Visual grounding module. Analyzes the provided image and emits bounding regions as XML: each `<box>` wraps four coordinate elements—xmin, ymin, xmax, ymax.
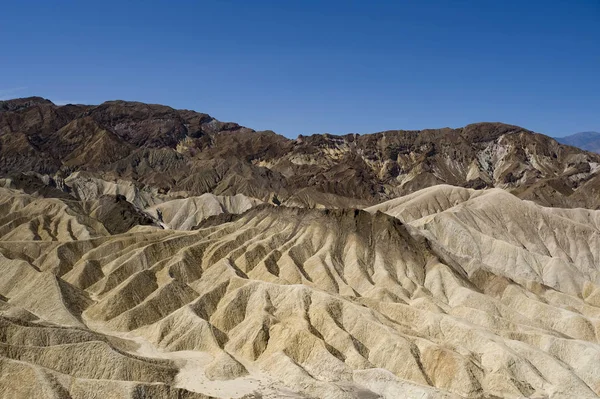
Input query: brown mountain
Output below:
<box><xmin>1</xmin><ymin>96</ymin><xmax>600</xmax><ymax>210</ymax></box>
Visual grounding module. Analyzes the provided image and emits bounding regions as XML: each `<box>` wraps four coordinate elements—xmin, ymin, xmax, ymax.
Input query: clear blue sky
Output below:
<box><xmin>1</xmin><ymin>0</ymin><xmax>598</xmax><ymax>137</ymax></box>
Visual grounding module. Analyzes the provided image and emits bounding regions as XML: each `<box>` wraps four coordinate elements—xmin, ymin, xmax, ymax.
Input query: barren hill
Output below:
<box><xmin>1</xmin><ymin>184</ymin><xmax>600</xmax><ymax>398</ymax></box>
<box><xmin>2</xmin><ymin>97</ymin><xmax>600</xmax><ymax>398</ymax></box>
<box><xmin>2</xmin><ymin>97</ymin><xmax>600</xmax><ymax>209</ymax></box>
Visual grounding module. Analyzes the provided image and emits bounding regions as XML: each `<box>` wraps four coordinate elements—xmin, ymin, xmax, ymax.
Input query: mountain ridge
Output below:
<box><xmin>556</xmin><ymin>131</ymin><xmax>600</xmax><ymax>153</ymax></box>
<box><xmin>2</xmin><ymin>96</ymin><xmax>600</xmax><ymax>210</ymax></box>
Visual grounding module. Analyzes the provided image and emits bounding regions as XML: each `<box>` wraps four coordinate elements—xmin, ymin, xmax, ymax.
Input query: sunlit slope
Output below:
<box><xmin>1</xmin><ymin>185</ymin><xmax>600</xmax><ymax>397</ymax></box>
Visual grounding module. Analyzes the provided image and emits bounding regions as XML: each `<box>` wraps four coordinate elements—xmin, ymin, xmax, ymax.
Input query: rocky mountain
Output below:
<box><xmin>557</xmin><ymin>131</ymin><xmax>600</xmax><ymax>154</ymax></box>
<box><xmin>2</xmin><ymin>97</ymin><xmax>600</xmax><ymax>399</ymax></box>
<box><xmin>2</xmin><ymin>97</ymin><xmax>600</xmax><ymax>211</ymax></box>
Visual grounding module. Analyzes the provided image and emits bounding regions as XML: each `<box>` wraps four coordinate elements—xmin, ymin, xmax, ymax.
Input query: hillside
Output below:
<box><xmin>2</xmin><ymin>97</ymin><xmax>600</xmax><ymax>398</ymax></box>
<box><xmin>2</xmin><ymin>97</ymin><xmax>600</xmax><ymax>210</ymax></box>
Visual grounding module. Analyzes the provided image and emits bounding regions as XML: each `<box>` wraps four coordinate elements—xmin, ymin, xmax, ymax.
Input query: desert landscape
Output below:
<box><xmin>0</xmin><ymin>97</ymin><xmax>599</xmax><ymax>398</ymax></box>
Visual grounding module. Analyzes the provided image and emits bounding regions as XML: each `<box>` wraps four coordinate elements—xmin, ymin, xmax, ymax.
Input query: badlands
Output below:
<box><xmin>0</xmin><ymin>98</ymin><xmax>600</xmax><ymax>398</ymax></box>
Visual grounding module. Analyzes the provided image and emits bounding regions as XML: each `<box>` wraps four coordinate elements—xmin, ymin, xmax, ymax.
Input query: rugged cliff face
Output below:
<box><xmin>2</xmin><ymin>97</ymin><xmax>600</xmax><ymax>399</ymax></box>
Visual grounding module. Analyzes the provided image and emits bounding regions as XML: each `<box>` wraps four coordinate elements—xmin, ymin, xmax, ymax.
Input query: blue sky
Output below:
<box><xmin>1</xmin><ymin>0</ymin><xmax>598</xmax><ymax>137</ymax></box>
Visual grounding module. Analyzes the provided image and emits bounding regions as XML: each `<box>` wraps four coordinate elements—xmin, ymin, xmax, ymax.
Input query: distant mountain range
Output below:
<box><xmin>556</xmin><ymin>131</ymin><xmax>600</xmax><ymax>153</ymax></box>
